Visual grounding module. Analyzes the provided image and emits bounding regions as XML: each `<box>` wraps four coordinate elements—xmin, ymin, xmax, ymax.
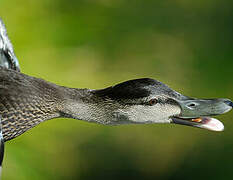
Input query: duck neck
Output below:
<box><xmin>60</xmin><ymin>87</ymin><xmax>115</xmax><ymax>125</ymax></box>
<box><xmin>60</xmin><ymin>87</ymin><xmax>92</xmax><ymax>120</ymax></box>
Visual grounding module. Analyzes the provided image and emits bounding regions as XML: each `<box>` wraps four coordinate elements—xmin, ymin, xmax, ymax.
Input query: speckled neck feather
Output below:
<box><xmin>0</xmin><ymin>67</ymin><xmax>82</xmax><ymax>141</ymax></box>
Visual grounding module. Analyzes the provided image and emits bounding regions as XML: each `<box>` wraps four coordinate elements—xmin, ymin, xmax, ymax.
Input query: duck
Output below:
<box><xmin>0</xmin><ymin>18</ymin><xmax>232</xmax><ymax>142</ymax></box>
<box><xmin>0</xmin><ymin>18</ymin><xmax>232</xmax><ymax>158</ymax></box>
<box><xmin>0</xmin><ymin>17</ymin><xmax>232</xmax><ymax>176</ymax></box>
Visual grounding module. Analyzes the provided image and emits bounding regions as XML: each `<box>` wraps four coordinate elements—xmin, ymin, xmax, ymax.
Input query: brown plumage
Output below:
<box><xmin>0</xmin><ymin>67</ymin><xmax>63</xmax><ymax>141</ymax></box>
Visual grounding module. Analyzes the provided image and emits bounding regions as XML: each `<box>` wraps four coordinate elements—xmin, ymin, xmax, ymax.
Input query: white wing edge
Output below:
<box><xmin>0</xmin><ymin>18</ymin><xmax>20</xmax><ymax>71</ymax></box>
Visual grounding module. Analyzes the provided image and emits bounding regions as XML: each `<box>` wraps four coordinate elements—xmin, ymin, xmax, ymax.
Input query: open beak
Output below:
<box><xmin>171</xmin><ymin>98</ymin><xmax>233</xmax><ymax>131</ymax></box>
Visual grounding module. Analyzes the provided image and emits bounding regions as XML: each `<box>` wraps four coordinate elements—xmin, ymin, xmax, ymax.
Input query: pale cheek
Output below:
<box><xmin>127</xmin><ymin>105</ymin><xmax>181</xmax><ymax>123</ymax></box>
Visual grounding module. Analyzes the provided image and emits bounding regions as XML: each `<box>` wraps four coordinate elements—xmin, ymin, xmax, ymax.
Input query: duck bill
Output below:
<box><xmin>171</xmin><ymin>98</ymin><xmax>233</xmax><ymax>131</ymax></box>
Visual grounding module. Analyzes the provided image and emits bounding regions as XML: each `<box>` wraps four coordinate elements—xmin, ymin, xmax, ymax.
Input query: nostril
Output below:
<box><xmin>188</xmin><ymin>103</ymin><xmax>196</xmax><ymax>107</ymax></box>
<box><xmin>224</xmin><ymin>100</ymin><xmax>233</xmax><ymax>107</ymax></box>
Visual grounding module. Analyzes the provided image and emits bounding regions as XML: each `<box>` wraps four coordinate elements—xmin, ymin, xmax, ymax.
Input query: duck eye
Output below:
<box><xmin>148</xmin><ymin>99</ymin><xmax>157</xmax><ymax>106</ymax></box>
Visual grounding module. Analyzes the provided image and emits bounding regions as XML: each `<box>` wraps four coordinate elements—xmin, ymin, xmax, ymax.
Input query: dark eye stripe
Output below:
<box><xmin>163</xmin><ymin>98</ymin><xmax>179</xmax><ymax>106</ymax></box>
<box><xmin>110</xmin><ymin>97</ymin><xmax>179</xmax><ymax>107</ymax></box>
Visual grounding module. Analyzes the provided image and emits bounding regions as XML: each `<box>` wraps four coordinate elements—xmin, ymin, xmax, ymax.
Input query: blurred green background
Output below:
<box><xmin>0</xmin><ymin>0</ymin><xmax>233</xmax><ymax>179</ymax></box>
